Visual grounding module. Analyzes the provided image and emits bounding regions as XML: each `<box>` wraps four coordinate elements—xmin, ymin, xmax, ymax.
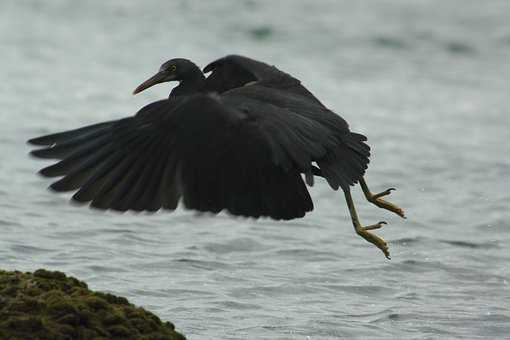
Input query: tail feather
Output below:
<box><xmin>317</xmin><ymin>132</ymin><xmax>370</xmax><ymax>191</ymax></box>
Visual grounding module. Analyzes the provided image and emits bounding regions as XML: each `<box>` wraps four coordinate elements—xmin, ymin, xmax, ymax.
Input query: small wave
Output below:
<box><xmin>10</xmin><ymin>244</ymin><xmax>54</xmax><ymax>254</ymax></box>
<box><xmin>392</xmin><ymin>236</ymin><xmax>428</xmax><ymax>246</ymax></box>
<box><xmin>391</xmin><ymin>259</ymin><xmax>449</xmax><ymax>273</ymax></box>
<box><xmin>371</xmin><ymin>36</ymin><xmax>410</xmax><ymax>50</ymax></box>
<box><xmin>344</xmin><ymin>307</ymin><xmax>394</xmax><ymax>319</ymax></box>
<box><xmin>203</xmin><ymin>237</ymin><xmax>267</xmax><ymax>254</ymax></box>
<box><xmin>213</xmin><ymin>300</ymin><xmax>261</xmax><ymax>311</ymax></box>
<box><xmin>132</xmin><ymin>288</ymin><xmax>214</xmax><ymax>298</ymax></box>
<box><xmin>440</xmin><ymin>239</ymin><xmax>499</xmax><ymax>249</ymax></box>
<box><xmin>444</xmin><ymin>41</ymin><xmax>476</xmax><ymax>55</ymax></box>
<box><xmin>274</xmin><ymin>248</ymin><xmax>336</xmax><ymax>260</ymax></box>
<box><xmin>0</xmin><ymin>219</ymin><xmax>22</xmax><ymax>227</ymax></box>
<box><xmin>322</xmin><ymin>284</ymin><xmax>397</xmax><ymax>296</ymax></box>
<box><xmin>88</xmin><ymin>265</ymin><xmax>128</xmax><ymax>273</ymax></box>
<box><xmin>99</xmin><ymin>227</ymin><xmax>135</xmax><ymax>234</ymax></box>
<box><xmin>174</xmin><ymin>258</ymin><xmax>231</xmax><ymax>271</ymax></box>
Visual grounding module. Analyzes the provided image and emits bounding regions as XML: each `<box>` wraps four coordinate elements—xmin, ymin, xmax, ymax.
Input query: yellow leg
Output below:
<box><xmin>359</xmin><ymin>178</ymin><xmax>406</xmax><ymax>218</ymax></box>
<box><xmin>344</xmin><ymin>190</ymin><xmax>390</xmax><ymax>259</ymax></box>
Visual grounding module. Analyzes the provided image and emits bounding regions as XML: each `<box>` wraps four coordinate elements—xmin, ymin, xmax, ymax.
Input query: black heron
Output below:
<box><xmin>28</xmin><ymin>55</ymin><xmax>405</xmax><ymax>259</ymax></box>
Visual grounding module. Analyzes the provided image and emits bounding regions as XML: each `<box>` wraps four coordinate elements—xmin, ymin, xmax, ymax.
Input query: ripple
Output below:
<box><xmin>52</xmin><ymin>230</ymin><xmax>100</xmax><ymax>238</ymax></box>
<box><xmin>203</xmin><ymin>238</ymin><xmax>267</xmax><ymax>254</ymax></box>
<box><xmin>321</xmin><ymin>284</ymin><xmax>397</xmax><ymax>296</ymax></box>
<box><xmin>371</xmin><ymin>36</ymin><xmax>410</xmax><ymax>50</ymax></box>
<box><xmin>131</xmin><ymin>288</ymin><xmax>214</xmax><ymax>299</ymax></box>
<box><xmin>344</xmin><ymin>307</ymin><xmax>394</xmax><ymax>319</ymax></box>
<box><xmin>392</xmin><ymin>236</ymin><xmax>429</xmax><ymax>246</ymax></box>
<box><xmin>10</xmin><ymin>244</ymin><xmax>54</xmax><ymax>254</ymax></box>
<box><xmin>0</xmin><ymin>219</ymin><xmax>22</xmax><ymax>227</ymax></box>
<box><xmin>213</xmin><ymin>300</ymin><xmax>261</xmax><ymax>311</ymax></box>
<box><xmin>108</xmin><ymin>233</ymin><xmax>160</xmax><ymax>246</ymax></box>
<box><xmin>229</xmin><ymin>284</ymin><xmax>321</xmax><ymax>299</ymax></box>
<box><xmin>99</xmin><ymin>228</ymin><xmax>135</xmax><ymax>234</ymax></box>
<box><xmin>88</xmin><ymin>265</ymin><xmax>128</xmax><ymax>273</ymax></box>
<box><xmin>273</xmin><ymin>248</ymin><xmax>336</xmax><ymax>261</ymax></box>
<box><xmin>440</xmin><ymin>239</ymin><xmax>499</xmax><ymax>249</ymax></box>
<box><xmin>370</xmin><ymin>312</ymin><xmax>420</xmax><ymax>323</ymax></box>
<box><xmin>389</xmin><ymin>260</ymin><xmax>450</xmax><ymax>273</ymax></box>
<box><xmin>173</xmin><ymin>258</ymin><xmax>231</xmax><ymax>271</ymax></box>
<box><xmin>444</xmin><ymin>41</ymin><xmax>476</xmax><ymax>55</ymax></box>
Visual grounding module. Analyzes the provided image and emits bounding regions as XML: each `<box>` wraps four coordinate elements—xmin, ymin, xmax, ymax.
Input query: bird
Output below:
<box><xmin>28</xmin><ymin>55</ymin><xmax>405</xmax><ymax>259</ymax></box>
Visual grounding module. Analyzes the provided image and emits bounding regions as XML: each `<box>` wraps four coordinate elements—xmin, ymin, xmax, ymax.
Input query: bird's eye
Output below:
<box><xmin>171</xmin><ymin>65</ymin><xmax>177</xmax><ymax>72</ymax></box>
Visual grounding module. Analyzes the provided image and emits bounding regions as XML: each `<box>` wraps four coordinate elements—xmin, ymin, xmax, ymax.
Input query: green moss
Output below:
<box><xmin>0</xmin><ymin>269</ymin><xmax>186</xmax><ymax>340</ymax></box>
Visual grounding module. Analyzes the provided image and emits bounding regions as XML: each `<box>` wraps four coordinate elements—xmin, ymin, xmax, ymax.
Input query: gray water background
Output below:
<box><xmin>1</xmin><ymin>1</ymin><xmax>510</xmax><ymax>339</ymax></box>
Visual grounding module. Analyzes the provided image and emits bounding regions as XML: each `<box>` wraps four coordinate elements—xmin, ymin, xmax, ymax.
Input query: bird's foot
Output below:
<box><xmin>354</xmin><ymin>221</ymin><xmax>390</xmax><ymax>259</ymax></box>
<box><xmin>345</xmin><ymin>189</ymin><xmax>392</xmax><ymax>259</ymax></box>
<box><xmin>365</xmin><ymin>187</ymin><xmax>406</xmax><ymax>218</ymax></box>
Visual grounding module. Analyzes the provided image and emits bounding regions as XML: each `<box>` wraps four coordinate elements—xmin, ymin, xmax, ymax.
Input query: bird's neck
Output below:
<box><xmin>170</xmin><ymin>72</ymin><xmax>206</xmax><ymax>97</ymax></box>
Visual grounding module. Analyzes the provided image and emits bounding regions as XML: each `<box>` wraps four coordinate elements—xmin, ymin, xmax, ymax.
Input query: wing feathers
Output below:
<box><xmin>28</xmin><ymin>121</ymin><xmax>115</xmax><ymax>146</ymax></box>
<box><xmin>29</xmin><ymin>85</ymin><xmax>369</xmax><ymax>219</ymax></box>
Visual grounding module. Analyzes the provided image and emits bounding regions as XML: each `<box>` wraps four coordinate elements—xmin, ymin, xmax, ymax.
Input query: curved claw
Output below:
<box><xmin>372</xmin><ymin>188</ymin><xmax>396</xmax><ymax>200</ymax></box>
<box><xmin>355</xmin><ymin>226</ymin><xmax>390</xmax><ymax>259</ymax></box>
<box><xmin>364</xmin><ymin>221</ymin><xmax>387</xmax><ymax>230</ymax></box>
<box><xmin>360</xmin><ymin>179</ymin><xmax>406</xmax><ymax>219</ymax></box>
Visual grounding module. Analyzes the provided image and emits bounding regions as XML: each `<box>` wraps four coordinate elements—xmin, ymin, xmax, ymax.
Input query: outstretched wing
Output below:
<box><xmin>29</xmin><ymin>100</ymin><xmax>182</xmax><ymax>212</ymax></box>
<box><xmin>203</xmin><ymin>55</ymin><xmax>323</xmax><ymax>105</ymax></box>
<box><xmin>29</xmin><ymin>94</ymin><xmax>318</xmax><ymax>219</ymax></box>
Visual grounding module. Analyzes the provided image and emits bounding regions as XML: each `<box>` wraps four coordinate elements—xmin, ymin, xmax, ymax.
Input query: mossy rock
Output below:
<box><xmin>0</xmin><ymin>269</ymin><xmax>186</xmax><ymax>340</ymax></box>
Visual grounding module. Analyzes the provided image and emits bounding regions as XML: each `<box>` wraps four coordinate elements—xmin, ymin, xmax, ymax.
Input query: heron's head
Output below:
<box><xmin>133</xmin><ymin>58</ymin><xmax>201</xmax><ymax>94</ymax></box>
